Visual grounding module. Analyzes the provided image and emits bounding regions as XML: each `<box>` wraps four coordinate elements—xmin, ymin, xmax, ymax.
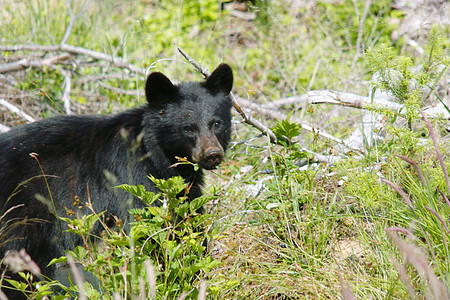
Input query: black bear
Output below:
<box><xmin>0</xmin><ymin>64</ymin><xmax>233</xmax><ymax>295</ymax></box>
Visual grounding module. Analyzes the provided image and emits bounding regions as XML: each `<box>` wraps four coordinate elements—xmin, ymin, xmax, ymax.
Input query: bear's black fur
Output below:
<box><xmin>0</xmin><ymin>64</ymin><xmax>233</xmax><ymax>294</ymax></box>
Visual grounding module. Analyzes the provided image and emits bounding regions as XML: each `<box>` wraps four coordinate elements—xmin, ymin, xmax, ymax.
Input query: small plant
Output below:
<box><xmin>1</xmin><ymin>175</ymin><xmax>217</xmax><ymax>299</ymax></box>
<box><xmin>383</xmin><ymin>111</ymin><xmax>450</xmax><ymax>297</ymax></box>
<box><xmin>366</xmin><ymin>26</ymin><xmax>449</xmax><ymax>124</ymax></box>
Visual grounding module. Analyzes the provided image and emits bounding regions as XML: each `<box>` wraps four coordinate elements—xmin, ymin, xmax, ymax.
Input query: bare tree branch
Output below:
<box><xmin>59</xmin><ymin>68</ymin><xmax>72</xmax><ymax>115</ymax></box>
<box><xmin>308</xmin><ymin>90</ymin><xmax>404</xmax><ymax>110</ymax></box>
<box><xmin>0</xmin><ymin>44</ymin><xmax>145</xmax><ymax>75</ymax></box>
<box><xmin>0</xmin><ymin>98</ymin><xmax>35</xmax><ymax>123</ymax></box>
<box><xmin>0</xmin><ymin>44</ymin><xmax>60</xmax><ymax>52</ymax></box>
<box><xmin>0</xmin><ymin>124</ymin><xmax>10</xmax><ymax>133</ymax></box>
<box><xmin>60</xmin><ymin>44</ymin><xmax>146</xmax><ymax>75</ymax></box>
<box><xmin>265</xmin><ymin>91</ymin><xmax>402</xmax><ymax>110</ymax></box>
<box><xmin>0</xmin><ymin>53</ymin><xmax>72</xmax><ymax>73</ymax></box>
<box><xmin>61</xmin><ymin>0</ymin><xmax>94</xmax><ymax>45</ymax></box>
<box><xmin>264</xmin><ymin>90</ymin><xmax>450</xmax><ymax>119</ymax></box>
<box><xmin>97</xmin><ymin>81</ymin><xmax>143</xmax><ymax>96</ymax></box>
<box><xmin>77</xmin><ymin>73</ymin><xmax>136</xmax><ymax>84</ymax></box>
<box><xmin>177</xmin><ymin>47</ymin><xmax>211</xmax><ymax>77</ymax></box>
<box><xmin>231</xmin><ymin>93</ymin><xmax>365</xmax><ymax>153</ymax></box>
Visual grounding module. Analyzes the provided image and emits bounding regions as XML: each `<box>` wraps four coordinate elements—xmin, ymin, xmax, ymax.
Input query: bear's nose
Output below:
<box><xmin>203</xmin><ymin>148</ymin><xmax>223</xmax><ymax>169</ymax></box>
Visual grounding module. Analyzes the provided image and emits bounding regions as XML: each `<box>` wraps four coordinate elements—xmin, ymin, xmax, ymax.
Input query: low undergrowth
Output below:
<box><xmin>1</xmin><ymin>0</ymin><xmax>449</xmax><ymax>299</ymax></box>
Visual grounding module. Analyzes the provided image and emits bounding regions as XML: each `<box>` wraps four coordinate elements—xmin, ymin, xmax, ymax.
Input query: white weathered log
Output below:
<box><xmin>0</xmin><ymin>98</ymin><xmax>35</xmax><ymax>123</ymax></box>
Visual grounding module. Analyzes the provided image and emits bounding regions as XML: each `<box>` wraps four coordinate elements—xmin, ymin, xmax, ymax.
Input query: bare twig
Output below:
<box><xmin>0</xmin><ymin>52</ymin><xmax>72</xmax><ymax>73</ymax></box>
<box><xmin>265</xmin><ymin>90</ymin><xmax>403</xmax><ymax>111</ymax></box>
<box><xmin>61</xmin><ymin>44</ymin><xmax>146</xmax><ymax>75</ymax></box>
<box><xmin>198</xmin><ymin>281</ymin><xmax>207</xmax><ymax>300</ymax></box>
<box><xmin>0</xmin><ymin>44</ymin><xmax>145</xmax><ymax>75</ymax></box>
<box><xmin>0</xmin><ymin>44</ymin><xmax>60</xmax><ymax>52</ymax></box>
<box><xmin>236</xmin><ymin>96</ymin><xmax>291</xmax><ymax>121</ymax></box>
<box><xmin>420</xmin><ymin>110</ymin><xmax>450</xmax><ymax>196</ymax></box>
<box><xmin>177</xmin><ymin>47</ymin><xmax>210</xmax><ymax>77</ymax></box>
<box><xmin>61</xmin><ymin>0</ymin><xmax>94</xmax><ymax>45</ymax></box>
<box><xmin>97</xmin><ymin>81</ymin><xmax>143</xmax><ymax>96</ymax></box>
<box><xmin>264</xmin><ymin>90</ymin><xmax>450</xmax><ymax>119</ymax></box>
<box><xmin>0</xmin><ymin>124</ymin><xmax>10</xmax><ymax>133</ymax></box>
<box><xmin>77</xmin><ymin>73</ymin><xmax>136</xmax><ymax>84</ymax></box>
<box><xmin>144</xmin><ymin>260</ymin><xmax>156</xmax><ymax>300</ymax></box>
<box><xmin>60</xmin><ymin>68</ymin><xmax>72</xmax><ymax>115</ymax></box>
<box><xmin>237</xmin><ymin>96</ymin><xmax>363</xmax><ymax>153</ymax></box>
<box><xmin>0</xmin><ymin>98</ymin><xmax>35</xmax><ymax>123</ymax></box>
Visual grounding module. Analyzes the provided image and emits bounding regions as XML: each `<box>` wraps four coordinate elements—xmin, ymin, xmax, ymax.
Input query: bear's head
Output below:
<box><xmin>144</xmin><ymin>64</ymin><xmax>233</xmax><ymax>171</ymax></box>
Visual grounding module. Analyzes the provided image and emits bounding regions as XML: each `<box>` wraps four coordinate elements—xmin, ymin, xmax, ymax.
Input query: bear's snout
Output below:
<box><xmin>203</xmin><ymin>147</ymin><xmax>224</xmax><ymax>169</ymax></box>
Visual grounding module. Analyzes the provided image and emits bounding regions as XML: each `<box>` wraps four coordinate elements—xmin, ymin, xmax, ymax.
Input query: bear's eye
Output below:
<box><xmin>213</xmin><ymin>121</ymin><xmax>221</xmax><ymax>128</ymax></box>
<box><xmin>183</xmin><ymin>125</ymin><xmax>195</xmax><ymax>133</ymax></box>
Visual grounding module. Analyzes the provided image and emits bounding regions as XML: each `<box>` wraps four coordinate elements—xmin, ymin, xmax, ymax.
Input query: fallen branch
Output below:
<box><xmin>265</xmin><ymin>90</ymin><xmax>402</xmax><ymax>110</ymax></box>
<box><xmin>60</xmin><ymin>44</ymin><xmax>145</xmax><ymax>75</ymax></box>
<box><xmin>233</xmin><ymin>94</ymin><xmax>364</xmax><ymax>154</ymax></box>
<box><xmin>97</xmin><ymin>81</ymin><xmax>143</xmax><ymax>96</ymax></box>
<box><xmin>0</xmin><ymin>52</ymin><xmax>72</xmax><ymax>73</ymax></box>
<box><xmin>0</xmin><ymin>44</ymin><xmax>145</xmax><ymax>75</ymax></box>
<box><xmin>0</xmin><ymin>98</ymin><xmax>35</xmax><ymax>123</ymax></box>
<box><xmin>264</xmin><ymin>90</ymin><xmax>450</xmax><ymax>119</ymax></box>
<box><xmin>77</xmin><ymin>73</ymin><xmax>136</xmax><ymax>84</ymax></box>
<box><xmin>61</xmin><ymin>0</ymin><xmax>94</xmax><ymax>45</ymax></box>
<box><xmin>59</xmin><ymin>68</ymin><xmax>72</xmax><ymax>115</ymax></box>
<box><xmin>0</xmin><ymin>124</ymin><xmax>10</xmax><ymax>133</ymax></box>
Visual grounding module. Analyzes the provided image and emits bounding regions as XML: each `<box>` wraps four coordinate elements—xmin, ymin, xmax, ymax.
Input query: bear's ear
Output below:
<box><xmin>203</xmin><ymin>64</ymin><xmax>233</xmax><ymax>95</ymax></box>
<box><xmin>145</xmin><ymin>72</ymin><xmax>178</xmax><ymax>104</ymax></box>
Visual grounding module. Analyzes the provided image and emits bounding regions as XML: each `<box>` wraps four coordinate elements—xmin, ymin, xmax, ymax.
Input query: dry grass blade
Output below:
<box><xmin>2</xmin><ymin>249</ymin><xmax>41</xmax><ymax>276</ymax></box>
<box><xmin>381</xmin><ymin>179</ymin><xmax>414</xmax><ymax>209</ymax></box>
<box><xmin>420</xmin><ymin>110</ymin><xmax>450</xmax><ymax>196</ymax></box>
<box><xmin>395</xmin><ymin>155</ymin><xmax>427</xmax><ymax>186</ymax></box>
<box><xmin>424</xmin><ymin>205</ymin><xmax>449</xmax><ymax>232</ymax></box>
<box><xmin>338</xmin><ymin>273</ymin><xmax>356</xmax><ymax>300</ymax></box>
<box><xmin>67</xmin><ymin>255</ymin><xmax>87</xmax><ymax>300</ymax></box>
<box><xmin>386</xmin><ymin>230</ymin><xmax>450</xmax><ymax>300</ymax></box>
<box><xmin>390</xmin><ymin>257</ymin><xmax>418</xmax><ymax>300</ymax></box>
<box><xmin>144</xmin><ymin>260</ymin><xmax>156</xmax><ymax>299</ymax></box>
<box><xmin>197</xmin><ymin>281</ymin><xmax>207</xmax><ymax>300</ymax></box>
<box><xmin>0</xmin><ymin>289</ymin><xmax>8</xmax><ymax>300</ymax></box>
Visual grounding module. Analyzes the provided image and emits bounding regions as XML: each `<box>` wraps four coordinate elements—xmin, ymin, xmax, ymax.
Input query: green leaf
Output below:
<box><xmin>48</xmin><ymin>256</ymin><xmax>67</xmax><ymax>266</ymax></box>
<box><xmin>271</xmin><ymin>111</ymin><xmax>302</xmax><ymax>146</ymax></box>
<box><xmin>115</xmin><ymin>184</ymin><xmax>160</xmax><ymax>206</ymax></box>
<box><xmin>67</xmin><ymin>246</ymin><xmax>90</xmax><ymax>262</ymax></box>
<box><xmin>148</xmin><ymin>175</ymin><xmax>188</xmax><ymax>198</ymax></box>
<box><xmin>5</xmin><ymin>278</ymin><xmax>28</xmax><ymax>290</ymax></box>
<box><xmin>189</xmin><ymin>195</ymin><xmax>212</xmax><ymax>213</ymax></box>
<box><xmin>175</xmin><ymin>202</ymin><xmax>190</xmax><ymax>218</ymax></box>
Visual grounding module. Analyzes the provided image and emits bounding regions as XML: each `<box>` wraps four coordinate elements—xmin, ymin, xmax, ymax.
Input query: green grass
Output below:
<box><xmin>0</xmin><ymin>0</ymin><xmax>449</xmax><ymax>299</ymax></box>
